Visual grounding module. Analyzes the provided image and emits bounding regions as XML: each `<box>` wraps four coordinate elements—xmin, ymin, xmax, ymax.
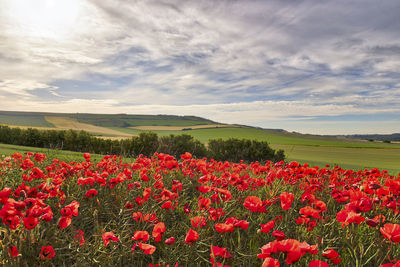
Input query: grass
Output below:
<box><xmin>271</xmin><ymin>144</ymin><xmax>400</xmax><ymax>174</ymax></box>
<box><xmin>0</xmin><ymin>110</ymin><xmax>217</xmax><ymax>128</ymax></box>
<box><xmin>110</xmin><ymin>126</ymin><xmax>400</xmax><ymax>148</ymax></box>
<box><xmin>0</xmin><ymin>143</ymin><xmax>104</xmax><ymax>162</ymax></box>
<box><xmin>110</xmin><ymin>127</ymin><xmax>400</xmax><ymax>174</ymax></box>
<box><xmin>0</xmin><ymin>113</ymin><xmax>54</xmax><ymax>127</ymax></box>
<box><xmin>45</xmin><ymin>116</ymin><xmax>132</xmax><ymax>137</ymax></box>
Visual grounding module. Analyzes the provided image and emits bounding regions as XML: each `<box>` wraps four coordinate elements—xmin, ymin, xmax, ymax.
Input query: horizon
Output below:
<box><xmin>1</xmin><ymin>109</ymin><xmax>399</xmax><ymax>136</ymax></box>
<box><xmin>1</xmin><ymin>0</ymin><xmax>400</xmax><ymax>135</ymax></box>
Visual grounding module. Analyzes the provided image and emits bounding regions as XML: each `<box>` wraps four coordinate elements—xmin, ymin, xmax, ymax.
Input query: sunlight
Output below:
<box><xmin>4</xmin><ymin>0</ymin><xmax>82</xmax><ymax>40</ymax></box>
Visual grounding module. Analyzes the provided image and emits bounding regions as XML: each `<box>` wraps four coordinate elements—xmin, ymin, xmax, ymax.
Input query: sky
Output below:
<box><xmin>0</xmin><ymin>0</ymin><xmax>399</xmax><ymax>135</ymax></box>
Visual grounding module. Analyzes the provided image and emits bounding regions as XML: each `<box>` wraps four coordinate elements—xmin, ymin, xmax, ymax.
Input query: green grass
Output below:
<box><xmin>0</xmin><ymin>110</ymin><xmax>217</xmax><ymax>128</ymax></box>
<box><xmin>110</xmin><ymin>127</ymin><xmax>400</xmax><ymax>174</ymax></box>
<box><xmin>111</xmin><ymin>126</ymin><xmax>400</xmax><ymax>148</ymax></box>
<box><xmin>0</xmin><ymin>113</ymin><xmax>54</xmax><ymax>127</ymax></box>
<box><xmin>0</xmin><ymin>144</ymin><xmax>104</xmax><ymax>162</ymax></box>
<box><xmin>271</xmin><ymin>144</ymin><xmax>400</xmax><ymax>174</ymax></box>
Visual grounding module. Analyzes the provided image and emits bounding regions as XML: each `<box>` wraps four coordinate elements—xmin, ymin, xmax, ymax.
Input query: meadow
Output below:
<box><xmin>1</xmin><ymin>110</ymin><xmax>399</xmax><ymax>173</ymax></box>
<box><xmin>0</xmin><ymin>151</ymin><xmax>399</xmax><ymax>266</ymax></box>
<box><xmin>111</xmin><ymin>127</ymin><xmax>400</xmax><ymax>174</ymax></box>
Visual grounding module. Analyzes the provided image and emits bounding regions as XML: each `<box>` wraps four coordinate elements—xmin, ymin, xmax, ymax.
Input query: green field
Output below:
<box><xmin>0</xmin><ymin>144</ymin><xmax>105</xmax><ymax>162</ymax></box>
<box><xmin>111</xmin><ymin>126</ymin><xmax>400</xmax><ymax>173</ymax></box>
<box><xmin>0</xmin><ymin>111</ymin><xmax>216</xmax><ymax>128</ymax></box>
<box><xmin>0</xmin><ymin>113</ymin><xmax>54</xmax><ymax>127</ymax></box>
<box><xmin>111</xmin><ymin>126</ymin><xmax>400</xmax><ymax>148</ymax></box>
<box><xmin>1</xmin><ymin>110</ymin><xmax>399</xmax><ymax>174</ymax></box>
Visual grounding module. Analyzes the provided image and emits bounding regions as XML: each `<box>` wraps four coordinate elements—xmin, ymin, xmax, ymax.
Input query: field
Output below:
<box><xmin>111</xmin><ymin>127</ymin><xmax>400</xmax><ymax>173</ymax></box>
<box><xmin>1</xmin><ymin>110</ymin><xmax>399</xmax><ymax>173</ymax></box>
<box><xmin>0</xmin><ymin>151</ymin><xmax>399</xmax><ymax>266</ymax></box>
<box><xmin>45</xmin><ymin>116</ymin><xmax>132</xmax><ymax>137</ymax></box>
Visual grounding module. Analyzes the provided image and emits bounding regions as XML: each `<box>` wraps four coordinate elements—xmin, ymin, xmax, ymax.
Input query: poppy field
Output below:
<box><xmin>0</xmin><ymin>152</ymin><xmax>399</xmax><ymax>266</ymax></box>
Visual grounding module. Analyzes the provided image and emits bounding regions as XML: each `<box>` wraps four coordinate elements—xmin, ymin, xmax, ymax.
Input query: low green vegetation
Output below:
<box><xmin>0</xmin><ymin>112</ymin><xmax>54</xmax><ymax>127</ymax></box>
<box><xmin>0</xmin><ymin>110</ymin><xmax>217</xmax><ymax>128</ymax></box>
<box><xmin>0</xmin><ymin>126</ymin><xmax>284</xmax><ymax>163</ymax></box>
<box><xmin>111</xmin><ymin>126</ymin><xmax>400</xmax><ymax>148</ymax></box>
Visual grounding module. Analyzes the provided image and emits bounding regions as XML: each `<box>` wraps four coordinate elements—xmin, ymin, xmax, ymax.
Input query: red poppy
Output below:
<box><xmin>262</xmin><ymin>257</ymin><xmax>280</xmax><ymax>267</ymax></box>
<box><xmin>85</xmin><ymin>189</ymin><xmax>98</xmax><ymax>198</ymax></box>
<box><xmin>191</xmin><ymin>216</ymin><xmax>207</xmax><ymax>228</ymax></box>
<box><xmin>102</xmin><ymin>232</ymin><xmax>119</xmax><ymax>246</ymax></box>
<box><xmin>185</xmin><ymin>229</ymin><xmax>199</xmax><ymax>244</ymax></box>
<box><xmin>243</xmin><ymin>196</ymin><xmax>265</xmax><ymax>213</ymax></box>
<box><xmin>75</xmin><ymin>230</ymin><xmax>85</xmax><ymax>246</ymax></box>
<box><xmin>8</xmin><ymin>246</ymin><xmax>19</xmax><ymax>257</ymax></box>
<box><xmin>152</xmin><ymin>222</ymin><xmax>166</xmax><ymax>242</ymax></box>
<box><xmin>215</xmin><ymin>223</ymin><xmax>234</xmax><ymax>234</ymax></box>
<box><xmin>272</xmin><ymin>230</ymin><xmax>285</xmax><ymax>241</ymax></box>
<box><xmin>380</xmin><ymin>223</ymin><xmax>400</xmax><ymax>243</ymax></box>
<box><xmin>59</xmin><ymin>216</ymin><xmax>72</xmax><ymax>229</ymax></box>
<box><xmin>138</xmin><ymin>242</ymin><xmax>156</xmax><ymax>254</ymax></box>
<box><xmin>40</xmin><ymin>246</ymin><xmax>55</xmax><ymax>259</ymax></box>
<box><xmin>165</xmin><ymin>237</ymin><xmax>175</xmax><ymax>245</ymax></box>
<box><xmin>132</xmin><ymin>231</ymin><xmax>150</xmax><ymax>242</ymax></box>
<box><xmin>279</xmin><ymin>192</ymin><xmax>294</xmax><ymax>210</ymax></box>
<box><xmin>309</xmin><ymin>260</ymin><xmax>329</xmax><ymax>267</ymax></box>
<box><xmin>23</xmin><ymin>216</ymin><xmax>39</xmax><ymax>230</ymax></box>
<box><xmin>210</xmin><ymin>245</ymin><xmax>233</xmax><ymax>259</ymax></box>
<box><xmin>323</xmin><ymin>249</ymin><xmax>340</xmax><ymax>259</ymax></box>
<box><xmin>260</xmin><ymin>221</ymin><xmax>275</xmax><ymax>233</ymax></box>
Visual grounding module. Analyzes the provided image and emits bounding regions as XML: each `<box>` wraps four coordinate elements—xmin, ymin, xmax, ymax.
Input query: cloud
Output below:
<box><xmin>0</xmin><ymin>0</ymin><xmax>399</xmax><ymax>134</ymax></box>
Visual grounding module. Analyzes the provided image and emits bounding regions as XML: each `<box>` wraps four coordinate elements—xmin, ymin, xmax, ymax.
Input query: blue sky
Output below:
<box><xmin>0</xmin><ymin>0</ymin><xmax>400</xmax><ymax>134</ymax></box>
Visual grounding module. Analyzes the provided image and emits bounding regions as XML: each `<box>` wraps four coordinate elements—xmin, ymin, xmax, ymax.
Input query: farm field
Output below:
<box><xmin>111</xmin><ymin>127</ymin><xmax>400</xmax><ymax>173</ymax></box>
<box><xmin>1</xmin><ymin>110</ymin><xmax>399</xmax><ymax>173</ymax></box>
<box><xmin>0</xmin><ymin>151</ymin><xmax>399</xmax><ymax>266</ymax></box>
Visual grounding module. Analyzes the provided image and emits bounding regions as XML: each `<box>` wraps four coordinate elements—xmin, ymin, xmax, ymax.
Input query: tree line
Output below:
<box><xmin>0</xmin><ymin>125</ymin><xmax>285</xmax><ymax>163</ymax></box>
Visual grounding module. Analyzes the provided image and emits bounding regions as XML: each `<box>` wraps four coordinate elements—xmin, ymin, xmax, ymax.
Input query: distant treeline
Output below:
<box><xmin>343</xmin><ymin>133</ymin><xmax>400</xmax><ymax>142</ymax></box>
<box><xmin>0</xmin><ymin>125</ymin><xmax>285</xmax><ymax>163</ymax></box>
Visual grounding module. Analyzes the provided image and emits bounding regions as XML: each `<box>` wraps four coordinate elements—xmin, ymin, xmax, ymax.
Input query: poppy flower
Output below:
<box><xmin>23</xmin><ymin>216</ymin><xmax>39</xmax><ymax>230</ymax></box>
<box><xmin>138</xmin><ymin>242</ymin><xmax>156</xmax><ymax>254</ymax></box>
<box><xmin>59</xmin><ymin>216</ymin><xmax>72</xmax><ymax>229</ymax></box>
<box><xmin>380</xmin><ymin>223</ymin><xmax>400</xmax><ymax>243</ymax></box>
<box><xmin>185</xmin><ymin>229</ymin><xmax>199</xmax><ymax>245</ymax></box>
<box><xmin>260</xmin><ymin>221</ymin><xmax>275</xmax><ymax>233</ymax></box>
<box><xmin>165</xmin><ymin>237</ymin><xmax>175</xmax><ymax>245</ymax></box>
<box><xmin>272</xmin><ymin>230</ymin><xmax>285</xmax><ymax>241</ymax></box>
<box><xmin>309</xmin><ymin>260</ymin><xmax>329</xmax><ymax>267</ymax></box>
<box><xmin>85</xmin><ymin>189</ymin><xmax>98</xmax><ymax>198</ymax></box>
<box><xmin>102</xmin><ymin>232</ymin><xmax>119</xmax><ymax>246</ymax></box>
<box><xmin>191</xmin><ymin>216</ymin><xmax>207</xmax><ymax>228</ymax></box>
<box><xmin>40</xmin><ymin>246</ymin><xmax>55</xmax><ymax>259</ymax></box>
<box><xmin>279</xmin><ymin>192</ymin><xmax>294</xmax><ymax>210</ymax></box>
<box><xmin>323</xmin><ymin>249</ymin><xmax>340</xmax><ymax>259</ymax></box>
<box><xmin>132</xmin><ymin>231</ymin><xmax>150</xmax><ymax>242</ymax></box>
<box><xmin>215</xmin><ymin>223</ymin><xmax>234</xmax><ymax>234</ymax></box>
<box><xmin>152</xmin><ymin>222</ymin><xmax>166</xmax><ymax>242</ymax></box>
<box><xmin>262</xmin><ymin>257</ymin><xmax>280</xmax><ymax>267</ymax></box>
<box><xmin>75</xmin><ymin>230</ymin><xmax>85</xmax><ymax>246</ymax></box>
<box><xmin>210</xmin><ymin>245</ymin><xmax>233</xmax><ymax>259</ymax></box>
<box><xmin>243</xmin><ymin>196</ymin><xmax>265</xmax><ymax>213</ymax></box>
<box><xmin>8</xmin><ymin>246</ymin><xmax>19</xmax><ymax>257</ymax></box>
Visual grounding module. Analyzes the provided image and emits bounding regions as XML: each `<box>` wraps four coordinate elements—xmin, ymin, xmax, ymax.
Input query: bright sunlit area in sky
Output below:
<box><xmin>2</xmin><ymin>0</ymin><xmax>82</xmax><ymax>40</ymax></box>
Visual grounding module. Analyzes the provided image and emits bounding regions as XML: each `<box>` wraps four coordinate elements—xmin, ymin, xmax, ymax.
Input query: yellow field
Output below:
<box><xmin>44</xmin><ymin>117</ymin><xmax>132</xmax><ymax>137</ymax></box>
<box><xmin>129</xmin><ymin>124</ymin><xmax>231</xmax><ymax>131</ymax></box>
